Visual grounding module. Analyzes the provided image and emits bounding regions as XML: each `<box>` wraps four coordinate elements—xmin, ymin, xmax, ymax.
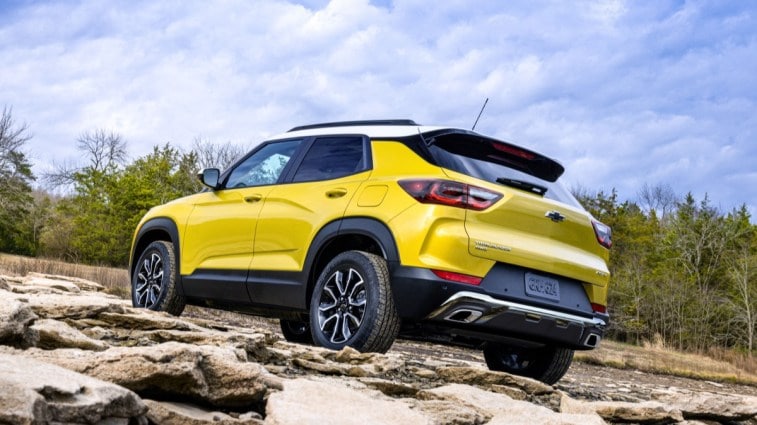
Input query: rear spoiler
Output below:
<box><xmin>422</xmin><ymin>129</ymin><xmax>565</xmax><ymax>182</ymax></box>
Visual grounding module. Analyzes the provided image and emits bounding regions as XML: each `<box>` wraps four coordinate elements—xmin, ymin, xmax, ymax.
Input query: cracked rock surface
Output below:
<box><xmin>1</xmin><ymin>272</ymin><xmax>755</xmax><ymax>424</ymax></box>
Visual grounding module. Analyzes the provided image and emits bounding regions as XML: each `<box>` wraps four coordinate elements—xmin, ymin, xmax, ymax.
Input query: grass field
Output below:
<box><xmin>1</xmin><ymin>253</ymin><xmax>755</xmax><ymax>385</ymax></box>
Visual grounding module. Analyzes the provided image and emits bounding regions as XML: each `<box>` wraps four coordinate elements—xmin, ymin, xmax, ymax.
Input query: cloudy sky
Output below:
<box><xmin>1</xmin><ymin>0</ymin><xmax>755</xmax><ymax>217</ymax></box>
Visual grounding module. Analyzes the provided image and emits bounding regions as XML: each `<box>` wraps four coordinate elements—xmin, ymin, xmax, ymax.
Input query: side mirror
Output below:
<box><xmin>197</xmin><ymin>168</ymin><xmax>220</xmax><ymax>189</ymax></box>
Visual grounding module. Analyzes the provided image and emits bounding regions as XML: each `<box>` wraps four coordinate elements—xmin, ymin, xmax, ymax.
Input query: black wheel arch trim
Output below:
<box><xmin>302</xmin><ymin>217</ymin><xmax>400</xmax><ymax>306</ymax></box>
<box><xmin>130</xmin><ymin>217</ymin><xmax>182</xmax><ymax>294</ymax></box>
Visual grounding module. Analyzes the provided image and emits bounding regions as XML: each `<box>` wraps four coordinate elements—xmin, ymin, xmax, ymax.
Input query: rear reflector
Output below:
<box><xmin>591</xmin><ymin>303</ymin><xmax>607</xmax><ymax>314</ymax></box>
<box><xmin>399</xmin><ymin>179</ymin><xmax>502</xmax><ymax>211</ymax></box>
<box><xmin>432</xmin><ymin>270</ymin><xmax>483</xmax><ymax>286</ymax></box>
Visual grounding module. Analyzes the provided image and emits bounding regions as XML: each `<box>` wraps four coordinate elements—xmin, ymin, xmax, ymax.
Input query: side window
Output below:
<box><xmin>292</xmin><ymin>137</ymin><xmax>366</xmax><ymax>183</ymax></box>
<box><xmin>225</xmin><ymin>139</ymin><xmax>302</xmax><ymax>189</ymax></box>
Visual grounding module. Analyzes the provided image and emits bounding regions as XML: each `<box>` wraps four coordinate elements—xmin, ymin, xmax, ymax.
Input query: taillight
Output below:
<box><xmin>591</xmin><ymin>303</ymin><xmax>607</xmax><ymax>314</ymax></box>
<box><xmin>432</xmin><ymin>269</ymin><xmax>482</xmax><ymax>286</ymax></box>
<box><xmin>399</xmin><ymin>179</ymin><xmax>502</xmax><ymax>211</ymax></box>
<box><xmin>592</xmin><ymin>220</ymin><xmax>612</xmax><ymax>249</ymax></box>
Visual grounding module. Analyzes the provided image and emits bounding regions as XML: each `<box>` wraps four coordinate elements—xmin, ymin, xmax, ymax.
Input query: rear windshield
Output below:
<box><xmin>428</xmin><ymin>139</ymin><xmax>584</xmax><ymax>210</ymax></box>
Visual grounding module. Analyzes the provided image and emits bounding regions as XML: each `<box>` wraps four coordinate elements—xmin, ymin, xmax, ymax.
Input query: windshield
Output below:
<box><xmin>429</xmin><ymin>143</ymin><xmax>584</xmax><ymax>210</ymax></box>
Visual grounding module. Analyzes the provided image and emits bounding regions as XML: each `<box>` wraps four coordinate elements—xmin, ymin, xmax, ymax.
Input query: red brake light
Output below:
<box><xmin>491</xmin><ymin>142</ymin><xmax>536</xmax><ymax>160</ymax></box>
<box><xmin>592</xmin><ymin>220</ymin><xmax>612</xmax><ymax>249</ymax></box>
<box><xmin>399</xmin><ymin>179</ymin><xmax>502</xmax><ymax>211</ymax></box>
<box><xmin>432</xmin><ymin>269</ymin><xmax>482</xmax><ymax>286</ymax></box>
<box><xmin>591</xmin><ymin>303</ymin><xmax>607</xmax><ymax>314</ymax></box>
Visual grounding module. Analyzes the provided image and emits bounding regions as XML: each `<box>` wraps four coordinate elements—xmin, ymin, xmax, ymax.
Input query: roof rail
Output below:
<box><xmin>288</xmin><ymin>119</ymin><xmax>420</xmax><ymax>132</ymax></box>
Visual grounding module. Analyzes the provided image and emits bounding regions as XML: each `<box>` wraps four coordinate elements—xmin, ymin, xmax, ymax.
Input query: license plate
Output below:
<box><xmin>525</xmin><ymin>273</ymin><xmax>560</xmax><ymax>302</ymax></box>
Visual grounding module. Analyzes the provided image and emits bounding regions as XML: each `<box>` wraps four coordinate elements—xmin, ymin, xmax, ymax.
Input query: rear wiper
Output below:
<box><xmin>495</xmin><ymin>177</ymin><xmax>548</xmax><ymax>196</ymax></box>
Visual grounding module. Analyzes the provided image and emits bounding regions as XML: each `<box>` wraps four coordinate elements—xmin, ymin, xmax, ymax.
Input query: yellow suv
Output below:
<box><xmin>130</xmin><ymin>120</ymin><xmax>611</xmax><ymax>384</ymax></box>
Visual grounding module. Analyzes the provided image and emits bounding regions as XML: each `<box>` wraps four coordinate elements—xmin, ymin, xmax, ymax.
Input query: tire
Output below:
<box><xmin>132</xmin><ymin>240</ymin><xmax>185</xmax><ymax>316</ymax></box>
<box><xmin>483</xmin><ymin>343</ymin><xmax>574</xmax><ymax>385</ymax></box>
<box><xmin>279</xmin><ymin>319</ymin><xmax>314</xmax><ymax>344</ymax></box>
<box><xmin>309</xmin><ymin>250</ymin><xmax>400</xmax><ymax>353</ymax></box>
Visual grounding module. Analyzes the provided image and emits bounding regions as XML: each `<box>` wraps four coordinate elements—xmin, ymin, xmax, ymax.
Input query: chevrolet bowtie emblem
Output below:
<box><xmin>545</xmin><ymin>210</ymin><xmax>566</xmax><ymax>223</ymax></box>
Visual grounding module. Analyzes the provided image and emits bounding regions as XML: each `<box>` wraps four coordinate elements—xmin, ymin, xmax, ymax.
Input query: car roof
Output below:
<box><xmin>268</xmin><ymin>120</ymin><xmax>452</xmax><ymax>141</ymax></box>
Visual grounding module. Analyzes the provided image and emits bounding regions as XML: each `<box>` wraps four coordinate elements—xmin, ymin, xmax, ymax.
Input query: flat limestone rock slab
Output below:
<box><xmin>0</xmin><ymin>352</ymin><xmax>146</xmax><ymax>424</ymax></box>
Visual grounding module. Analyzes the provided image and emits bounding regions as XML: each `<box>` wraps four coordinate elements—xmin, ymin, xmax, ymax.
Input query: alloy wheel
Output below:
<box><xmin>317</xmin><ymin>268</ymin><xmax>367</xmax><ymax>344</ymax></box>
<box><xmin>135</xmin><ymin>251</ymin><xmax>164</xmax><ymax>308</ymax></box>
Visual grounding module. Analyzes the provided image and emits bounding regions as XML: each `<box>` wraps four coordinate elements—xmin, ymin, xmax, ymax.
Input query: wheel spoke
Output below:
<box><xmin>341</xmin><ymin>315</ymin><xmax>353</xmax><ymax>340</ymax></box>
<box><xmin>319</xmin><ymin>287</ymin><xmax>338</xmax><ymax>312</ymax></box>
<box><xmin>344</xmin><ymin>311</ymin><xmax>361</xmax><ymax>328</ymax></box>
<box><xmin>334</xmin><ymin>270</ymin><xmax>346</xmax><ymax>296</ymax></box>
<box><xmin>330</xmin><ymin>314</ymin><xmax>343</xmax><ymax>343</ymax></box>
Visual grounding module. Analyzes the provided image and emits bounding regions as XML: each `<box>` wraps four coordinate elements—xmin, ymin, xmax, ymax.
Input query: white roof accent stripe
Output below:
<box><xmin>268</xmin><ymin>125</ymin><xmax>451</xmax><ymax>140</ymax></box>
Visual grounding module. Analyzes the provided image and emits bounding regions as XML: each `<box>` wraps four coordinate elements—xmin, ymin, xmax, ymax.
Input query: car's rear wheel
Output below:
<box><xmin>279</xmin><ymin>319</ymin><xmax>313</xmax><ymax>344</ymax></box>
<box><xmin>309</xmin><ymin>250</ymin><xmax>400</xmax><ymax>353</ymax></box>
<box><xmin>132</xmin><ymin>240</ymin><xmax>185</xmax><ymax>316</ymax></box>
<box><xmin>483</xmin><ymin>343</ymin><xmax>574</xmax><ymax>385</ymax></box>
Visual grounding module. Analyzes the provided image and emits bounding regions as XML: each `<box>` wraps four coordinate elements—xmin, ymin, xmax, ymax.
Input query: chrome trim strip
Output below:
<box><xmin>438</xmin><ymin>291</ymin><xmax>606</xmax><ymax>327</ymax></box>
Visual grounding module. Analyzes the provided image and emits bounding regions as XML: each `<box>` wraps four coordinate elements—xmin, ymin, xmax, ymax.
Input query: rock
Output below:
<box><xmin>22</xmin><ymin>274</ymin><xmax>81</xmax><ymax>293</ymax></box>
<box><xmin>561</xmin><ymin>394</ymin><xmax>684</xmax><ymax>423</ymax></box>
<box><xmin>30</xmin><ymin>318</ymin><xmax>108</xmax><ymax>351</ymax></box>
<box><xmin>652</xmin><ymin>389</ymin><xmax>757</xmax><ymax>422</ymax></box>
<box><xmin>143</xmin><ymin>399</ymin><xmax>263</xmax><ymax>424</ymax></box>
<box><xmin>96</xmin><ymin>310</ymin><xmax>203</xmax><ymax>331</ymax></box>
<box><xmin>22</xmin><ymin>291</ymin><xmax>128</xmax><ymax>319</ymax></box>
<box><xmin>0</xmin><ymin>297</ymin><xmax>38</xmax><ymax>347</ymax></box>
<box><xmin>359</xmin><ymin>377</ymin><xmax>419</xmax><ymax>397</ymax></box>
<box><xmin>22</xmin><ymin>341</ymin><xmax>283</xmax><ymax>408</ymax></box>
<box><xmin>3</xmin><ymin>272</ymin><xmax>755</xmax><ymax>423</ymax></box>
<box><xmin>418</xmin><ymin>384</ymin><xmax>605</xmax><ymax>425</ymax></box>
<box><xmin>0</xmin><ymin>352</ymin><xmax>146</xmax><ymax>424</ymax></box>
<box><xmin>412</xmin><ymin>399</ymin><xmax>487</xmax><ymax>425</ymax></box>
<box><xmin>435</xmin><ymin>366</ymin><xmax>554</xmax><ymax>395</ymax></box>
<box><xmin>26</xmin><ymin>272</ymin><xmax>106</xmax><ymax>292</ymax></box>
<box><xmin>265</xmin><ymin>378</ymin><xmax>431</xmax><ymax>425</ymax></box>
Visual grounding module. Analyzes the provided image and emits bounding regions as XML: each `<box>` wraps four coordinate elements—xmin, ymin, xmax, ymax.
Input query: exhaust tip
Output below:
<box><xmin>444</xmin><ymin>308</ymin><xmax>483</xmax><ymax>324</ymax></box>
<box><xmin>584</xmin><ymin>333</ymin><xmax>601</xmax><ymax>348</ymax></box>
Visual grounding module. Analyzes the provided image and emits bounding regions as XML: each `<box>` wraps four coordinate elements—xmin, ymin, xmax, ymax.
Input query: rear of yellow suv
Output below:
<box><xmin>130</xmin><ymin>120</ymin><xmax>611</xmax><ymax>384</ymax></box>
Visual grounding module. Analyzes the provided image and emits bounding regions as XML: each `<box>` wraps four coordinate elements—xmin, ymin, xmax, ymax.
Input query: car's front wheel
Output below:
<box><xmin>483</xmin><ymin>343</ymin><xmax>574</xmax><ymax>385</ymax></box>
<box><xmin>132</xmin><ymin>240</ymin><xmax>185</xmax><ymax>316</ymax></box>
<box><xmin>309</xmin><ymin>250</ymin><xmax>400</xmax><ymax>353</ymax></box>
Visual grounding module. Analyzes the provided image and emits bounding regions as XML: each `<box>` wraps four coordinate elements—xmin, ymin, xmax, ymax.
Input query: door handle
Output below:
<box><xmin>244</xmin><ymin>194</ymin><xmax>263</xmax><ymax>203</ymax></box>
<box><xmin>325</xmin><ymin>189</ymin><xmax>348</xmax><ymax>199</ymax></box>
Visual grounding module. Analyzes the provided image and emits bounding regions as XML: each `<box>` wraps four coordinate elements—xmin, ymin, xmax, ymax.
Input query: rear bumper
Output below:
<box><xmin>390</xmin><ymin>263</ymin><xmax>609</xmax><ymax>350</ymax></box>
<box><xmin>426</xmin><ymin>291</ymin><xmax>606</xmax><ymax>349</ymax></box>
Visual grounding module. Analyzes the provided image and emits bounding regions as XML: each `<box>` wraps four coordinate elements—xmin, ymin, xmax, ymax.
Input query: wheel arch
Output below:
<box><xmin>304</xmin><ymin>217</ymin><xmax>399</xmax><ymax>306</ymax></box>
<box><xmin>130</xmin><ymin>217</ymin><xmax>181</xmax><ymax>286</ymax></box>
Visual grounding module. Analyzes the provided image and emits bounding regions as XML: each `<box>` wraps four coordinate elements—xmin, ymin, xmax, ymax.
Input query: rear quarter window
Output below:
<box><xmin>292</xmin><ymin>136</ymin><xmax>367</xmax><ymax>182</ymax></box>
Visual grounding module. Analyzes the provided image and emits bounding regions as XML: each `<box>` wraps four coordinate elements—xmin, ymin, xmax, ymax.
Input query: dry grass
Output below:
<box><xmin>2</xmin><ymin>253</ymin><xmax>756</xmax><ymax>386</ymax></box>
<box><xmin>575</xmin><ymin>339</ymin><xmax>757</xmax><ymax>386</ymax></box>
<box><xmin>0</xmin><ymin>253</ymin><xmax>130</xmax><ymax>298</ymax></box>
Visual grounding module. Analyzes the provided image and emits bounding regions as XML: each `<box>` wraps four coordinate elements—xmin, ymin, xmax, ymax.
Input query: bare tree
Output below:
<box><xmin>638</xmin><ymin>183</ymin><xmax>677</xmax><ymax>218</ymax></box>
<box><xmin>191</xmin><ymin>137</ymin><xmax>246</xmax><ymax>171</ymax></box>
<box><xmin>43</xmin><ymin>158</ymin><xmax>80</xmax><ymax>189</ymax></box>
<box><xmin>0</xmin><ymin>106</ymin><xmax>34</xmax><ymax>208</ymax></box>
<box><xmin>43</xmin><ymin>129</ymin><xmax>127</xmax><ymax>189</ymax></box>
<box><xmin>77</xmin><ymin>129</ymin><xmax>127</xmax><ymax>171</ymax></box>
<box><xmin>727</xmin><ymin>240</ymin><xmax>756</xmax><ymax>355</ymax></box>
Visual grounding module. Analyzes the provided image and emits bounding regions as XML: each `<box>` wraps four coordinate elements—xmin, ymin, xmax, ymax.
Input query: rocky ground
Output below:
<box><xmin>1</xmin><ymin>272</ymin><xmax>755</xmax><ymax>424</ymax></box>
